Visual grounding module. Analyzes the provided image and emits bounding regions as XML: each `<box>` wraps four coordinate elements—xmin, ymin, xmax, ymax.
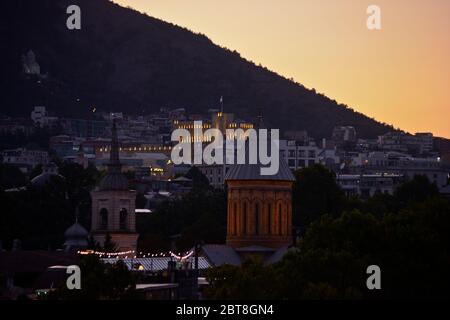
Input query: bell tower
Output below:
<box><xmin>225</xmin><ymin>160</ymin><xmax>295</xmax><ymax>249</ymax></box>
<box><xmin>90</xmin><ymin>121</ymin><xmax>138</xmax><ymax>252</ymax></box>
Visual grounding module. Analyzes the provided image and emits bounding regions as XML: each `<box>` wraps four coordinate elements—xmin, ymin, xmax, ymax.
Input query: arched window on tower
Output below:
<box><xmin>233</xmin><ymin>203</ymin><xmax>237</xmax><ymax>236</ymax></box>
<box><xmin>278</xmin><ymin>203</ymin><xmax>282</xmax><ymax>235</ymax></box>
<box><xmin>243</xmin><ymin>202</ymin><xmax>247</xmax><ymax>235</ymax></box>
<box><xmin>100</xmin><ymin>208</ymin><xmax>108</xmax><ymax>230</ymax></box>
<box><xmin>119</xmin><ymin>208</ymin><xmax>128</xmax><ymax>230</ymax></box>
<box><xmin>255</xmin><ymin>203</ymin><xmax>260</xmax><ymax>235</ymax></box>
<box><xmin>268</xmin><ymin>203</ymin><xmax>272</xmax><ymax>235</ymax></box>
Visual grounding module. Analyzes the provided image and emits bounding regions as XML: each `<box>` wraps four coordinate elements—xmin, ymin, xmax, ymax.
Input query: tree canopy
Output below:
<box><xmin>206</xmin><ymin>170</ymin><xmax>450</xmax><ymax>299</ymax></box>
<box><xmin>46</xmin><ymin>255</ymin><xmax>142</xmax><ymax>300</ymax></box>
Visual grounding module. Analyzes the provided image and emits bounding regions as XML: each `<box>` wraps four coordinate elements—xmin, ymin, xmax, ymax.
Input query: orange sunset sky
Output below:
<box><xmin>115</xmin><ymin>0</ymin><xmax>450</xmax><ymax>138</ymax></box>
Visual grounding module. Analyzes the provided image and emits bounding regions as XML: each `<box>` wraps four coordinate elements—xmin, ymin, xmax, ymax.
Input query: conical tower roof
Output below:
<box><xmin>98</xmin><ymin>120</ymin><xmax>129</xmax><ymax>191</ymax></box>
<box><xmin>64</xmin><ymin>208</ymin><xmax>88</xmax><ymax>248</ymax></box>
<box><xmin>225</xmin><ymin>157</ymin><xmax>295</xmax><ymax>182</ymax></box>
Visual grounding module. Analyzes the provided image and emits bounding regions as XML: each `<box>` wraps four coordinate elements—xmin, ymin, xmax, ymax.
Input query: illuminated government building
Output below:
<box><xmin>174</xmin><ymin>111</ymin><xmax>254</xmax><ymax>188</ymax></box>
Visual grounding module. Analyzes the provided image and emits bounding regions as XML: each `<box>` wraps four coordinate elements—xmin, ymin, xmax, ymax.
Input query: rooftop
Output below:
<box><xmin>225</xmin><ymin>157</ymin><xmax>295</xmax><ymax>182</ymax></box>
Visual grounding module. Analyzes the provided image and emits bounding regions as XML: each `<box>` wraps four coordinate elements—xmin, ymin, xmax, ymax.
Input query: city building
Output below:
<box><xmin>0</xmin><ymin>148</ymin><xmax>49</xmax><ymax>173</ymax></box>
<box><xmin>31</xmin><ymin>106</ymin><xmax>47</xmax><ymax>126</ymax></box>
<box><xmin>349</xmin><ymin>151</ymin><xmax>449</xmax><ymax>192</ymax></box>
<box><xmin>378</xmin><ymin>131</ymin><xmax>434</xmax><ymax>155</ymax></box>
<box><xmin>95</xmin><ymin>146</ymin><xmax>172</xmax><ymax>179</ymax></box>
<box><xmin>197</xmin><ymin>164</ymin><xmax>228</xmax><ymax>189</ymax></box>
<box><xmin>279</xmin><ymin>139</ymin><xmax>321</xmax><ymax>171</ymax></box>
<box><xmin>337</xmin><ymin>173</ymin><xmax>404</xmax><ymax>198</ymax></box>
<box><xmin>30</xmin><ymin>106</ymin><xmax>58</xmax><ymax>128</ymax></box>
<box><xmin>197</xmin><ymin>158</ymin><xmax>297</xmax><ymax>267</ymax></box>
<box><xmin>332</xmin><ymin>126</ymin><xmax>357</xmax><ymax>147</ymax></box>
<box><xmin>0</xmin><ymin>118</ymin><xmax>34</xmax><ymax>136</ymax></box>
<box><xmin>22</xmin><ymin>50</ymin><xmax>41</xmax><ymax>76</ymax></box>
<box><xmin>225</xmin><ymin>159</ymin><xmax>295</xmax><ymax>249</ymax></box>
<box><xmin>174</xmin><ymin>111</ymin><xmax>253</xmax><ymax>144</ymax></box>
<box><xmin>284</xmin><ymin>130</ymin><xmax>309</xmax><ymax>142</ymax></box>
<box><xmin>59</xmin><ymin>118</ymin><xmax>108</xmax><ymax>138</ymax></box>
<box><xmin>49</xmin><ymin>135</ymin><xmax>81</xmax><ymax>158</ymax></box>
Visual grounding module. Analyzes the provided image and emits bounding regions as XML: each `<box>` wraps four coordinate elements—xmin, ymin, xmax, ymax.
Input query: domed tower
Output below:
<box><xmin>31</xmin><ymin>162</ymin><xmax>65</xmax><ymax>187</ymax></box>
<box><xmin>64</xmin><ymin>208</ymin><xmax>88</xmax><ymax>251</ymax></box>
<box><xmin>225</xmin><ymin>159</ymin><xmax>295</xmax><ymax>249</ymax></box>
<box><xmin>90</xmin><ymin>121</ymin><xmax>138</xmax><ymax>252</ymax></box>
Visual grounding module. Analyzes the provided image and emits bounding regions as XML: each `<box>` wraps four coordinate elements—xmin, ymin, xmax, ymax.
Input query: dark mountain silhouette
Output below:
<box><xmin>1</xmin><ymin>0</ymin><xmax>396</xmax><ymax>138</ymax></box>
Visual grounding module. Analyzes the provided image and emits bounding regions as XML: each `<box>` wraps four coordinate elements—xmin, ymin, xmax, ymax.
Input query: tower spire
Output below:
<box><xmin>108</xmin><ymin>120</ymin><xmax>121</xmax><ymax>172</ymax></box>
<box><xmin>256</xmin><ymin>106</ymin><xmax>265</xmax><ymax>130</ymax></box>
<box><xmin>75</xmin><ymin>206</ymin><xmax>80</xmax><ymax>223</ymax></box>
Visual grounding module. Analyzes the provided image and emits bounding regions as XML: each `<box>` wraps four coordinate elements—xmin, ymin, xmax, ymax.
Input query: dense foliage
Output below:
<box><xmin>46</xmin><ymin>255</ymin><xmax>142</xmax><ymax>300</ymax></box>
<box><xmin>292</xmin><ymin>164</ymin><xmax>346</xmax><ymax>228</ymax></box>
<box><xmin>0</xmin><ymin>162</ymin><xmax>99</xmax><ymax>249</ymax></box>
<box><xmin>137</xmin><ymin>167</ymin><xmax>227</xmax><ymax>253</ymax></box>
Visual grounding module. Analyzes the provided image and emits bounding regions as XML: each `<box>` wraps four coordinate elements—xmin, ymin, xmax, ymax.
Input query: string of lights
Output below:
<box><xmin>170</xmin><ymin>250</ymin><xmax>194</xmax><ymax>261</ymax></box>
<box><xmin>77</xmin><ymin>250</ymin><xmax>135</xmax><ymax>256</ymax></box>
<box><xmin>77</xmin><ymin>249</ymin><xmax>195</xmax><ymax>260</ymax></box>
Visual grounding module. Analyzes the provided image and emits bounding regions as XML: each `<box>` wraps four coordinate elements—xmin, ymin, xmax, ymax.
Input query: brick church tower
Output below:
<box><xmin>90</xmin><ymin>121</ymin><xmax>138</xmax><ymax>252</ymax></box>
<box><xmin>225</xmin><ymin>159</ymin><xmax>295</xmax><ymax>249</ymax></box>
